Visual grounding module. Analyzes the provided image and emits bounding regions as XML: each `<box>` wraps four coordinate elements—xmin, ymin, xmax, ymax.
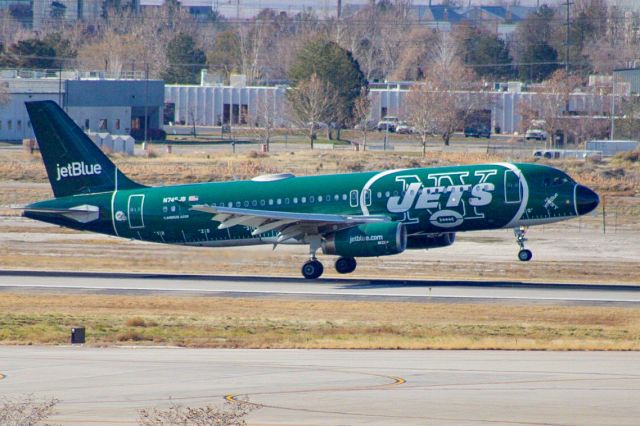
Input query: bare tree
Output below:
<box><xmin>0</xmin><ymin>395</ymin><xmax>59</xmax><ymax>426</ymax></box>
<box><xmin>406</xmin><ymin>53</ymin><xmax>483</xmax><ymax>148</ymax></box>
<box><xmin>519</xmin><ymin>70</ymin><xmax>582</xmax><ymax>147</ymax></box>
<box><xmin>353</xmin><ymin>87</ymin><xmax>371</xmax><ymax>150</ymax></box>
<box><xmin>138</xmin><ymin>398</ymin><xmax>257</xmax><ymax>426</ymax></box>
<box><xmin>286</xmin><ymin>73</ymin><xmax>337</xmax><ymax>149</ymax></box>
<box><xmin>253</xmin><ymin>89</ymin><xmax>278</xmax><ymax>151</ymax></box>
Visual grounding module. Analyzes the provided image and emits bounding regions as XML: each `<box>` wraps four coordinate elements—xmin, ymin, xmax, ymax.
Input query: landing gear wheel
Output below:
<box><xmin>518</xmin><ymin>249</ymin><xmax>533</xmax><ymax>262</ymax></box>
<box><xmin>514</xmin><ymin>226</ymin><xmax>533</xmax><ymax>262</ymax></box>
<box><xmin>302</xmin><ymin>260</ymin><xmax>324</xmax><ymax>279</ymax></box>
<box><xmin>335</xmin><ymin>257</ymin><xmax>357</xmax><ymax>274</ymax></box>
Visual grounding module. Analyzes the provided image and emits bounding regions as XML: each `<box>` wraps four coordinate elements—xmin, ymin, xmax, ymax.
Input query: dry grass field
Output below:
<box><xmin>1</xmin><ymin>293</ymin><xmax>639</xmax><ymax>350</ymax></box>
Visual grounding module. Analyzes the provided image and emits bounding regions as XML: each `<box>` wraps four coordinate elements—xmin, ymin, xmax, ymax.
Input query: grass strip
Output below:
<box><xmin>0</xmin><ymin>293</ymin><xmax>639</xmax><ymax>350</ymax></box>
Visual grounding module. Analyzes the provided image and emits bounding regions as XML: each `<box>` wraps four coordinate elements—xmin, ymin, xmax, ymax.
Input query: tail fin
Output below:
<box><xmin>25</xmin><ymin>101</ymin><xmax>144</xmax><ymax>198</ymax></box>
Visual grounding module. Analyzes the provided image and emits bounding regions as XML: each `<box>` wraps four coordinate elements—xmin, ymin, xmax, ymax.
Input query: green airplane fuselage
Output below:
<box><xmin>25</xmin><ymin>162</ymin><xmax>595</xmax><ymax>247</ymax></box>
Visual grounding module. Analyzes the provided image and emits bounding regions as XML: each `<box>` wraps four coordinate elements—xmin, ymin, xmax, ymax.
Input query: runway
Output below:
<box><xmin>1</xmin><ymin>270</ymin><xmax>640</xmax><ymax>306</ymax></box>
<box><xmin>1</xmin><ymin>347</ymin><xmax>639</xmax><ymax>425</ymax></box>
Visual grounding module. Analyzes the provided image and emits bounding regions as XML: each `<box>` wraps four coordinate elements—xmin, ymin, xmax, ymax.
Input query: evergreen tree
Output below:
<box><xmin>289</xmin><ymin>39</ymin><xmax>367</xmax><ymax>134</ymax></box>
<box><xmin>0</xmin><ymin>39</ymin><xmax>56</xmax><ymax>69</ymax></box>
<box><xmin>515</xmin><ymin>5</ymin><xmax>560</xmax><ymax>82</ymax></box>
<box><xmin>460</xmin><ymin>28</ymin><xmax>515</xmax><ymax>81</ymax></box>
<box><xmin>162</xmin><ymin>33</ymin><xmax>206</xmax><ymax>84</ymax></box>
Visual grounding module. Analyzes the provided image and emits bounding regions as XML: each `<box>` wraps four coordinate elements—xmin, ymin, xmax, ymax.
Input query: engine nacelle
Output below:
<box><xmin>322</xmin><ymin>222</ymin><xmax>407</xmax><ymax>258</ymax></box>
<box><xmin>406</xmin><ymin>232</ymin><xmax>456</xmax><ymax>250</ymax></box>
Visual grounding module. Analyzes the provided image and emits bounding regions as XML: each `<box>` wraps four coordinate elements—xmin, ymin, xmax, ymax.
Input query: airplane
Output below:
<box><xmin>19</xmin><ymin>101</ymin><xmax>599</xmax><ymax>279</ymax></box>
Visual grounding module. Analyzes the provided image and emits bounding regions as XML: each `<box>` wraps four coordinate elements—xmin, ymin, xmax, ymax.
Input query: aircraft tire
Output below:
<box><xmin>518</xmin><ymin>249</ymin><xmax>533</xmax><ymax>262</ymax></box>
<box><xmin>335</xmin><ymin>257</ymin><xmax>357</xmax><ymax>274</ymax></box>
<box><xmin>302</xmin><ymin>260</ymin><xmax>324</xmax><ymax>279</ymax></box>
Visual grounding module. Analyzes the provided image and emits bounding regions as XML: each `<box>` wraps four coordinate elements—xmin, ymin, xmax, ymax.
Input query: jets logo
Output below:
<box><xmin>384</xmin><ymin>169</ymin><xmax>498</xmax><ymax>228</ymax></box>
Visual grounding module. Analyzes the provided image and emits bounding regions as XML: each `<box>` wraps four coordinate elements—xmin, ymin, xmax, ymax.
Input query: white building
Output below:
<box><xmin>165</xmin><ymin>80</ymin><xmax>612</xmax><ymax>135</ymax></box>
<box><xmin>165</xmin><ymin>84</ymin><xmax>287</xmax><ymax>127</ymax></box>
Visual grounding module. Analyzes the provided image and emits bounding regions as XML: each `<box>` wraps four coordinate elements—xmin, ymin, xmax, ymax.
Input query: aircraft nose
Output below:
<box><xmin>575</xmin><ymin>185</ymin><xmax>599</xmax><ymax>216</ymax></box>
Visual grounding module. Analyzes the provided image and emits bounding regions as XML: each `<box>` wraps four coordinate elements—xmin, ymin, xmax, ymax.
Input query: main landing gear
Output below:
<box><xmin>514</xmin><ymin>226</ymin><xmax>533</xmax><ymax>262</ymax></box>
<box><xmin>302</xmin><ymin>259</ymin><xmax>324</xmax><ymax>279</ymax></box>
<box><xmin>335</xmin><ymin>257</ymin><xmax>357</xmax><ymax>274</ymax></box>
<box><xmin>301</xmin><ymin>236</ymin><xmax>358</xmax><ymax>279</ymax></box>
<box><xmin>302</xmin><ymin>235</ymin><xmax>324</xmax><ymax>279</ymax></box>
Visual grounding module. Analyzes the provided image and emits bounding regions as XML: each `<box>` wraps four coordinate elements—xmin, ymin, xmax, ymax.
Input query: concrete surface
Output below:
<box><xmin>1</xmin><ymin>347</ymin><xmax>639</xmax><ymax>425</ymax></box>
<box><xmin>1</xmin><ymin>271</ymin><xmax>640</xmax><ymax>306</ymax></box>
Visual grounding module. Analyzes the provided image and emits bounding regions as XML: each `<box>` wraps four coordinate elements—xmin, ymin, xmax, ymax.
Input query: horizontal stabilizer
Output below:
<box><xmin>17</xmin><ymin>204</ymin><xmax>100</xmax><ymax>223</ymax></box>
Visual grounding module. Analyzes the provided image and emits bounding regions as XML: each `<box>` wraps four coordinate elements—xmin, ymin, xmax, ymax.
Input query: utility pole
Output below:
<box><xmin>144</xmin><ymin>62</ymin><xmax>149</xmax><ymax>148</ymax></box>
<box><xmin>337</xmin><ymin>0</ymin><xmax>342</xmax><ymax>19</ymax></box>
<box><xmin>563</xmin><ymin>0</ymin><xmax>574</xmax><ymax>73</ymax></box>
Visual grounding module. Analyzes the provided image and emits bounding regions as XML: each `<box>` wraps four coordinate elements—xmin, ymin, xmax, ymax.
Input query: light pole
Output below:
<box><xmin>610</xmin><ymin>72</ymin><xmax>616</xmax><ymax>140</ymax></box>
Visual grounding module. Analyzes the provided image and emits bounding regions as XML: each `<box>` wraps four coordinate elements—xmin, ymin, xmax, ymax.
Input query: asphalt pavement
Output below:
<box><xmin>1</xmin><ymin>347</ymin><xmax>639</xmax><ymax>425</ymax></box>
<box><xmin>1</xmin><ymin>270</ymin><xmax>640</xmax><ymax>306</ymax></box>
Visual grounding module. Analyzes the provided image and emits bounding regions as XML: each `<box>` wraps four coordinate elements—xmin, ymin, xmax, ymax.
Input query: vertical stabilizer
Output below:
<box><xmin>25</xmin><ymin>101</ymin><xmax>144</xmax><ymax>197</ymax></box>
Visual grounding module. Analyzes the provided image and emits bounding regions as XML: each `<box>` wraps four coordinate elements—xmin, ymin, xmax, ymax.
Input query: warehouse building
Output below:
<box><xmin>0</xmin><ymin>70</ymin><xmax>164</xmax><ymax>141</ymax></box>
<box><xmin>165</xmin><ymin>79</ymin><xmax>613</xmax><ymax>135</ymax></box>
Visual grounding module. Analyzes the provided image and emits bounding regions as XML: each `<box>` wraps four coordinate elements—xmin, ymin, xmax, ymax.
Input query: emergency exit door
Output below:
<box><xmin>128</xmin><ymin>194</ymin><xmax>145</xmax><ymax>229</ymax></box>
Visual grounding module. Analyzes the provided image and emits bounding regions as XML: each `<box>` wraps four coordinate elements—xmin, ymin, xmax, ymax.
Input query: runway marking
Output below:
<box><xmin>224</xmin><ymin>371</ymin><xmax>407</xmax><ymax>417</ymax></box>
<box><xmin>3</xmin><ymin>283</ymin><xmax>640</xmax><ymax>304</ymax></box>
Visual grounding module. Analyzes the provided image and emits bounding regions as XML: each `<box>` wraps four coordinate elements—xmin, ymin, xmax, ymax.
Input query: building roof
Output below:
<box><xmin>415</xmin><ymin>5</ymin><xmax>464</xmax><ymax>23</ymax></box>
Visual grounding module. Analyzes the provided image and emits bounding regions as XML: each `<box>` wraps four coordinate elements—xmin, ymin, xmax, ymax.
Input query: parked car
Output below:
<box><xmin>354</xmin><ymin>120</ymin><xmax>377</xmax><ymax>131</ymax></box>
<box><xmin>525</xmin><ymin>129</ymin><xmax>548</xmax><ymax>141</ymax></box>
<box><xmin>395</xmin><ymin>121</ymin><xmax>415</xmax><ymax>134</ymax></box>
<box><xmin>377</xmin><ymin>116</ymin><xmax>399</xmax><ymax>132</ymax></box>
<box><xmin>464</xmin><ymin>125</ymin><xmax>491</xmax><ymax>138</ymax></box>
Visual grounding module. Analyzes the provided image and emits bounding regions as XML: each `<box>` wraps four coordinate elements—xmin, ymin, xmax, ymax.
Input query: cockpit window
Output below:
<box><xmin>552</xmin><ymin>176</ymin><xmax>569</xmax><ymax>186</ymax></box>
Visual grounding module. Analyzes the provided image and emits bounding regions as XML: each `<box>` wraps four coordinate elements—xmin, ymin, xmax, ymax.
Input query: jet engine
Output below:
<box><xmin>406</xmin><ymin>232</ymin><xmax>456</xmax><ymax>249</ymax></box>
<box><xmin>322</xmin><ymin>222</ymin><xmax>407</xmax><ymax>257</ymax></box>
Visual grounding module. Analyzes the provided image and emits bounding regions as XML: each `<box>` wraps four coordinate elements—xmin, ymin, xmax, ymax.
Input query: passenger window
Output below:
<box><xmin>251</xmin><ymin>200</ymin><xmax>257</xmax><ymax>207</ymax></box>
<box><xmin>236</xmin><ymin>201</ymin><xmax>241</xmax><ymax>207</ymax></box>
<box><xmin>285</xmin><ymin>198</ymin><xmax>290</xmax><ymax>205</ymax></box>
<box><xmin>334</xmin><ymin>194</ymin><xmax>339</xmax><ymax>201</ymax></box>
<box><xmin>350</xmin><ymin>190</ymin><xmax>359</xmax><ymax>207</ymax></box>
<box><xmin>293</xmin><ymin>197</ymin><xmax>298</xmax><ymax>204</ymax></box>
<box><xmin>318</xmin><ymin>196</ymin><xmax>323</xmax><ymax>202</ymax></box>
<box><xmin>326</xmin><ymin>194</ymin><xmax>330</xmax><ymax>202</ymax></box>
<box><xmin>385</xmin><ymin>191</ymin><xmax>390</xmax><ymax>198</ymax></box>
<box><xmin>377</xmin><ymin>192</ymin><xmax>382</xmax><ymax>199</ymax></box>
<box><xmin>342</xmin><ymin>194</ymin><xmax>347</xmax><ymax>201</ymax></box>
<box><xmin>277</xmin><ymin>199</ymin><xmax>282</xmax><ymax>205</ymax></box>
<box><xmin>260</xmin><ymin>200</ymin><xmax>265</xmax><ymax>206</ymax></box>
<box><xmin>269</xmin><ymin>199</ymin><xmax>274</xmax><ymax>205</ymax></box>
<box><xmin>364</xmin><ymin>189</ymin><xmax>371</xmax><ymax>206</ymax></box>
<box><xmin>228</xmin><ymin>202</ymin><xmax>233</xmax><ymax>207</ymax></box>
<box><xmin>243</xmin><ymin>201</ymin><xmax>249</xmax><ymax>207</ymax></box>
<box><xmin>301</xmin><ymin>197</ymin><xmax>307</xmax><ymax>203</ymax></box>
<box><xmin>309</xmin><ymin>196</ymin><xmax>315</xmax><ymax>203</ymax></box>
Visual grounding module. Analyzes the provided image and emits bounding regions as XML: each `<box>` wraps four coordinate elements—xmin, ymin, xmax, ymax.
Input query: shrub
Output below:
<box><xmin>130</xmin><ymin>128</ymin><xmax>167</xmax><ymax>142</ymax></box>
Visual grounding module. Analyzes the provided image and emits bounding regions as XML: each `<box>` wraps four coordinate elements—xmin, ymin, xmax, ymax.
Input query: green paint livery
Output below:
<box><xmin>21</xmin><ymin>101</ymin><xmax>599</xmax><ymax>278</ymax></box>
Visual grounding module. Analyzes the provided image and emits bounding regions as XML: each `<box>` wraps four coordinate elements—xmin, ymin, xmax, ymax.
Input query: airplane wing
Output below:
<box><xmin>191</xmin><ymin>205</ymin><xmax>390</xmax><ymax>244</ymax></box>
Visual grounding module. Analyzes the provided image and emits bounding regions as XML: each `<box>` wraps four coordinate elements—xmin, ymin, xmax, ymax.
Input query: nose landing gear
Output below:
<box><xmin>514</xmin><ymin>226</ymin><xmax>533</xmax><ymax>262</ymax></box>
